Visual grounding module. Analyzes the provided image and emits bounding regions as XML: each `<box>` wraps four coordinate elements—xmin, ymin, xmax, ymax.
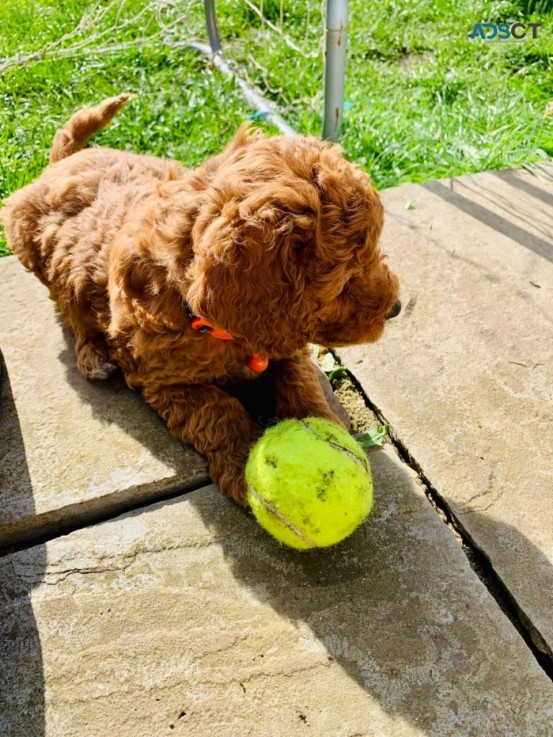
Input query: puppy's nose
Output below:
<box><xmin>386</xmin><ymin>300</ymin><xmax>401</xmax><ymax>320</ymax></box>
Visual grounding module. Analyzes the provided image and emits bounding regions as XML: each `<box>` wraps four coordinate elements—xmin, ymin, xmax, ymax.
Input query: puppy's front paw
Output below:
<box><xmin>212</xmin><ymin>463</ymin><xmax>249</xmax><ymax>507</ymax></box>
<box><xmin>86</xmin><ymin>362</ymin><xmax>118</xmax><ymax>380</ymax></box>
<box><xmin>76</xmin><ymin>338</ymin><xmax>117</xmax><ymax>381</ymax></box>
<box><xmin>209</xmin><ymin>444</ymin><xmax>260</xmax><ymax>507</ymax></box>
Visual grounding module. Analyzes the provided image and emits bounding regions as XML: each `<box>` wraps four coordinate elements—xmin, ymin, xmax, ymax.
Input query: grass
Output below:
<box><xmin>1</xmin><ymin>0</ymin><xmax>552</xmax><ymax>256</ymax></box>
<box><xmin>217</xmin><ymin>0</ymin><xmax>553</xmax><ymax>186</ymax></box>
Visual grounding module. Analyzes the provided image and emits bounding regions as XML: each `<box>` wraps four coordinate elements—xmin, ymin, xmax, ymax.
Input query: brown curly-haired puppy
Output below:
<box><xmin>2</xmin><ymin>95</ymin><xmax>400</xmax><ymax>505</ymax></box>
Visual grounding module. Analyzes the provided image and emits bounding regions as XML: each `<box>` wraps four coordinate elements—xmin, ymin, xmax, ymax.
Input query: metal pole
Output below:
<box><xmin>204</xmin><ymin>0</ymin><xmax>222</xmax><ymax>54</ymax></box>
<box><xmin>323</xmin><ymin>0</ymin><xmax>348</xmax><ymax>141</ymax></box>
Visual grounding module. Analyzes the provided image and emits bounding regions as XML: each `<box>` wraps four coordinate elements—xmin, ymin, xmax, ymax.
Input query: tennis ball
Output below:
<box><xmin>245</xmin><ymin>418</ymin><xmax>373</xmax><ymax>550</ymax></box>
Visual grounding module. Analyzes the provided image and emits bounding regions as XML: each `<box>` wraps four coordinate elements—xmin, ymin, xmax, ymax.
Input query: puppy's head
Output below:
<box><xmin>186</xmin><ymin>126</ymin><xmax>399</xmax><ymax>359</ymax></box>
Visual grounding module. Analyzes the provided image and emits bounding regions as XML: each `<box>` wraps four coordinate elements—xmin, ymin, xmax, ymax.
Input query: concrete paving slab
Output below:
<box><xmin>0</xmin><ymin>256</ymin><xmax>209</xmax><ymax>547</ymax></box>
<box><xmin>338</xmin><ymin>164</ymin><xmax>553</xmax><ymax>656</ymax></box>
<box><xmin>1</xmin><ymin>447</ymin><xmax>552</xmax><ymax>737</ymax></box>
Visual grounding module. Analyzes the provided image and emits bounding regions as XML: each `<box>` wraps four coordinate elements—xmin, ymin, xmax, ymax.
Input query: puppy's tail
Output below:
<box><xmin>49</xmin><ymin>93</ymin><xmax>135</xmax><ymax>164</ymax></box>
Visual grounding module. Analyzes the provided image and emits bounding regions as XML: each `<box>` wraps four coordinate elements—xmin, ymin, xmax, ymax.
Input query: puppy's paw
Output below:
<box><xmin>209</xmin><ymin>458</ymin><xmax>251</xmax><ymax>507</ymax></box>
<box><xmin>86</xmin><ymin>362</ymin><xmax>118</xmax><ymax>380</ymax></box>
<box><xmin>213</xmin><ymin>466</ymin><xmax>249</xmax><ymax>507</ymax></box>
<box><xmin>76</xmin><ymin>339</ymin><xmax>117</xmax><ymax>381</ymax></box>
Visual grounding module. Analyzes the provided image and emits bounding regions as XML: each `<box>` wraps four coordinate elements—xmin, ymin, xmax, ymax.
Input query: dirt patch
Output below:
<box><xmin>331</xmin><ymin>374</ymin><xmax>380</xmax><ymax>435</ymax></box>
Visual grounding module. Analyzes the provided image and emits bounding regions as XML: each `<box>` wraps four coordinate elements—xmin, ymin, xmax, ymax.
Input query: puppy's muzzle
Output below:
<box><xmin>385</xmin><ymin>300</ymin><xmax>402</xmax><ymax>320</ymax></box>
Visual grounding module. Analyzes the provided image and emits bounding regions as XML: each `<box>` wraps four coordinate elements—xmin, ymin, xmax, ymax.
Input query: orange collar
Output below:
<box><xmin>188</xmin><ymin>310</ymin><xmax>269</xmax><ymax>373</ymax></box>
<box><xmin>190</xmin><ymin>315</ymin><xmax>234</xmax><ymax>341</ymax></box>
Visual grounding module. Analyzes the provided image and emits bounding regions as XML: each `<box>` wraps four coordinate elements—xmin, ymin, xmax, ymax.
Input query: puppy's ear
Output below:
<box><xmin>185</xmin><ymin>184</ymin><xmax>317</xmax><ymax>354</ymax></box>
<box><xmin>312</xmin><ymin>152</ymin><xmax>384</xmax><ymax>260</ymax></box>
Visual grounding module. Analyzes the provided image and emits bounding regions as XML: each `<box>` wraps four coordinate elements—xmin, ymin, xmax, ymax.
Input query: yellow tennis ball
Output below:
<box><xmin>245</xmin><ymin>418</ymin><xmax>373</xmax><ymax>550</ymax></box>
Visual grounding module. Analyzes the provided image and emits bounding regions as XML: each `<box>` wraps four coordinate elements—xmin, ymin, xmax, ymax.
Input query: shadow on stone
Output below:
<box><xmin>492</xmin><ymin>169</ymin><xmax>553</xmax><ymax>210</ymax></box>
<box><xmin>0</xmin><ymin>354</ymin><xmax>46</xmax><ymax>737</ymax></box>
<box><xmin>421</xmin><ymin>179</ymin><xmax>553</xmax><ymax>263</ymax></box>
<box><xmin>183</xmin><ymin>447</ymin><xmax>553</xmax><ymax>733</ymax></box>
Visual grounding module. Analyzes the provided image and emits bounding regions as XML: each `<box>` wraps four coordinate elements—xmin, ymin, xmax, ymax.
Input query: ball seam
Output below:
<box><xmin>247</xmin><ymin>483</ymin><xmax>317</xmax><ymax>548</ymax></box>
<box><xmin>297</xmin><ymin>420</ymin><xmax>368</xmax><ymax>471</ymax></box>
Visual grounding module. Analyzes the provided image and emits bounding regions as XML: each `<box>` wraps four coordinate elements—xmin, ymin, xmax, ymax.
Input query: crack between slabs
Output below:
<box><xmin>332</xmin><ymin>355</ymin><xmax>553</xmax><ymax>682</ymax></box>
<box><xmin>0</xmin><ymin>477</ymin><xmax>212</xmax><ymax>559</ymax></box>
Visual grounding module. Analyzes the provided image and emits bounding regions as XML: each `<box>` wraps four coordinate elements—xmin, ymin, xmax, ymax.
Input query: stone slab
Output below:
<box><xmin>338</xmin><ymin>164</ymin><xmax>553</xmax><ymax>655</ymax></box>
<box><xmin>0</xmin><ymin>256</ymin><xmax>209</xmax><ymax>547</ymax></box>
<box><xmin>1</xmin><ymin>446</ymin><xmax>552</xmax><ymax>737</ymax></box>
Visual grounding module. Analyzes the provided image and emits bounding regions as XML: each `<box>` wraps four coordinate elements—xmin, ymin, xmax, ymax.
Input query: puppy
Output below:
<box><xmin>1</xmin><ymin>95</ymin><xmax>400</xmax><ymax>504</ymax></box>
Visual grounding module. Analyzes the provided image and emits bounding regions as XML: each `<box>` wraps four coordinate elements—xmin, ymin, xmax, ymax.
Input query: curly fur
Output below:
<box><xmin>1</xmin><ymin>95</ymin><xmax>400</xmax><ymax>504</ymax></box>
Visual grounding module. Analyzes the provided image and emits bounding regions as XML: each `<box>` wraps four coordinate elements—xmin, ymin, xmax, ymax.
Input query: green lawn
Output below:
<box><xmin>218</xmin><ymin>0</ymin><xmax>553</xmax><ymax>185</ymax></box>
<box><xmin>1</xmin><ymin>0</ymin><xmax>552</xmax><ymax>256</ymax></box>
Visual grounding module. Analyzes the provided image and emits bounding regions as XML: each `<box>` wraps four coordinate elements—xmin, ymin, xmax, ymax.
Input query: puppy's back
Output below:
<box><xmin>1</xmin><ymin>147</ymin><xmax>186</xmax><ymax>289</ymax></box>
